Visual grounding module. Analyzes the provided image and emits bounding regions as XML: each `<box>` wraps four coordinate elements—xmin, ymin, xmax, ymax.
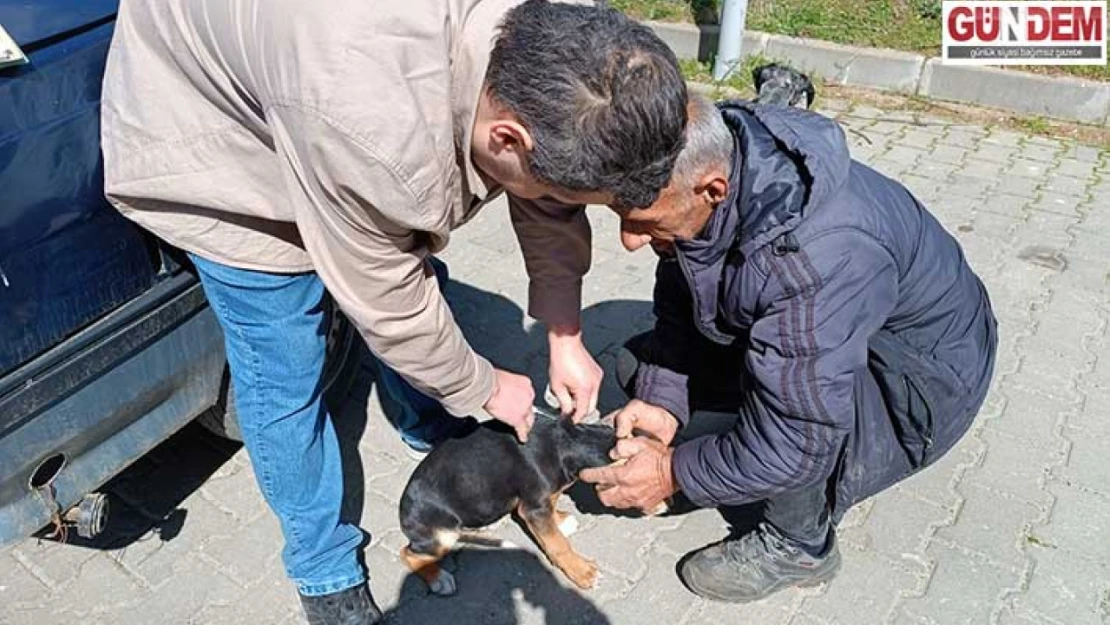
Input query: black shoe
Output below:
<box><xmin>679</xmin><ymin>522</ymin><xmax>841</xmax><ymax>603</ymax></box>
<box><xmin>299</xmin><ymin>584</ymin><xmax>383</xmax><ymax>625</ymax></box>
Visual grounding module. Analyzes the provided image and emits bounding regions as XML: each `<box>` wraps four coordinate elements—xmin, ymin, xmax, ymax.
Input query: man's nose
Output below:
<box><xmin>620</xmin><ymin>229</ymin><xmax>652</xmax><ymax>252</ymax></box>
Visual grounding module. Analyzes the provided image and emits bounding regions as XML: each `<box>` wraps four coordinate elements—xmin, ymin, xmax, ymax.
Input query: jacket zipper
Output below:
<box><xmin>675</xmin><ymin>251</ymin><xmax>732</xmax><ymax>346</ymax></box>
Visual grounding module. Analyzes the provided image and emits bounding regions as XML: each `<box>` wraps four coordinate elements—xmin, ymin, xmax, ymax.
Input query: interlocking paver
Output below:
<box><xmin>901</xmin><ymin>543</ymin><xmax>1018</xmax><ymax>625</ymax></box>
<box><xmin>1058</xmin><ymin>143</ymin><xmax>1104</xmax><ymax>163</ymax></box>
<box><xmin>928</xmin><ymin>144</ymin><xmax>967</xmax><ymax>165</ymax></box>
<box><xmin>0</xmin><ymin>551</ymin><xmax>52</xmax><ymax>607</ymax></box>
<box><xmin>1017</xmin><ymin>144</ymin><xmax>1063</xmax><ymax>164</ymax></box>
<box><xmin>1040</xmin><ymin>172</ymin><xmax>1092</xmax><ymax>198</ymax></box>
<box><xmin>1036</xmin><ymin>482</ymin><xmax>1110</xmax><ymax>567</ymax></box>
<box><xmin>966</xmin><ymin>426</ymin><xmax>1066</xmax><ymax>506</ymax></box>
<box><xmin>9</xmin><ymin>538</ymin><xmax>99</xmax><ymax>591</ymax></box>
<box><xmin>900</xmin><ymin>131</ymin><xmax>937</xmax><ymax>150</ymax></box>
<box><xmin>945</xmin><ymin>129</ymin><xmax>986</xmax><ymax>150</ymax></box>
<box><xmin>982</xmin><ymin>129</ymin><xmax>1027</xmax><ymax>148</ymax></box>
<box><xmin>1015</xmin><ymin>540</ymin><xmax>1108</xmax><ymax>625</ymax></box>
<box><xmin>896</xmin><ymin>436</ymin><xmax>979</xmax><ymax>509</ymax></box>
<box><xmin>600</xmin><ymin>551</ymin><xmax>700</xmax><ymax>625</ymax></box>
<box><xmin>197</xmin><ymin>510</ymin><xmax>285</xmax><ymax>588</ymax></box>
<box><xmin>996</xmin><ymin>608</ymin><xmax>1054</xmax><ymax>625</ymax></box>
<box><xmin>692</xmin><ymin>584</ymin><xmax>800</xmax><ymax>625</ymax></box>
<box><xmin>934</xmin><ymin>482</ymin><xmax>1043</xmax><ymax>570</ymax></box>
<box><xmin>1056</xmin><ymin>426</ymin><xmax>1110</xmax><ymax>499</ymax></box>
<box><xmin>800</xmin><ymin>547</ymin><xmax>917</xmax><ymax>625</ymax></box>
<box><xmin>985</xmin><ymin>385</ymin><xmax>1069</xmax><ymax>450</ymax></box>
<box><xmin>5</xmin><ymin>93</ymin><xmax>1109</xmax><ymax>625</ymax></box>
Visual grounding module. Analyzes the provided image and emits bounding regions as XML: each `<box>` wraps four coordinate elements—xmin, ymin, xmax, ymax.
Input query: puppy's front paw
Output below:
<box><xmin>428</xmin><ymin>569</ymin><xmax>457</xmax><ymax>596</ymax></box>
<box><xmin>564</xmin><ymin>557</ymin><xmax>599</xmax><ymax>590</ymax></box>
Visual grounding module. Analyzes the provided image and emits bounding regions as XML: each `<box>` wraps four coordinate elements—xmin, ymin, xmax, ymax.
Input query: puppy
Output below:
<box><xmin>398</xmin><ymin>409</ymin><xmax>617</xmax><ymax>595</ymax></box>
<box><xmin>752</xmin><ymin>62</ymin><xmax>816</xmax><ymax>109</ymax></box>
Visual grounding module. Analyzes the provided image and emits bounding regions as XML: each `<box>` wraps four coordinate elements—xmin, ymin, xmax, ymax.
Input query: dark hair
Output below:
<box><xmin>486</xmin><ymin>0</ymin><xmax>688</xmax><ymax>208</ymax></box>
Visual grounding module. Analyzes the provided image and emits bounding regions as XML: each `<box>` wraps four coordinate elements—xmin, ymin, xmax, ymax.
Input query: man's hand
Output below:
<box><xmin>547</xmin><ymin>324</ymin><xmax>603</xmax><ymax>422</ymax></box>
<box><xmin>579</xmin><ymin>437</ymin><xmax>677</xmax><ymax>513</ymax></box>
<box><xmin>484</xmin><ymin>369</ymin><xmax>536</xmax><ymax>443</ymax></box>
<box><xmin>609</xmin><ymin>399</ymin><xmax>679</xmax><ymax>446</ymax></box>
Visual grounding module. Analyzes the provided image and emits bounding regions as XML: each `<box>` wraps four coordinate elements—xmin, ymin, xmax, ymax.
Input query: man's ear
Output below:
<box><xmin>488</xmin><ymin>118</ymin><xmax>534</xmax><ymax>154</ymax></box>
<box><xmin>695</xmin><ymin>171</ymin><xmax>730</xmax><ymax>206</ymax></box>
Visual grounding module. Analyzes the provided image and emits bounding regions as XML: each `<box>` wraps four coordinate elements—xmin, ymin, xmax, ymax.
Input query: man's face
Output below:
<box><xmin>607</xmin><ymin>174</ymin><xmax>724</xmax><ymax>253</ymax></box>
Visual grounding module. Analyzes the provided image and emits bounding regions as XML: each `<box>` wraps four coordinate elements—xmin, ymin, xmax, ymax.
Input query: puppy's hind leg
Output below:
<box><xmin>400</xmin><ymin>527</ymin><xmax>459</xmax><ymax>596</ymax></box>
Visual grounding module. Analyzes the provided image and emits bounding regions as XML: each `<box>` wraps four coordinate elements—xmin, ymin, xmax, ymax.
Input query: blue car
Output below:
<box><xmin>0</xmin><ymin>0</ymin><xmax>357</xmax><ymax>546</ymax></box>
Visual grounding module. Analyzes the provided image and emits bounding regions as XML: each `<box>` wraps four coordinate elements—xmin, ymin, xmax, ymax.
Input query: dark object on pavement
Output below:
<box><xmin>752</xmin><ymin>62</ymin><xmax>816</xmax><ymax>109</ymax></box>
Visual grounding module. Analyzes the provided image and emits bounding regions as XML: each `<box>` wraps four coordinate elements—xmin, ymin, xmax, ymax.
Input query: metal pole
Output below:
<box><xmin>712</xmin><ymin>0</ymin><xmax>749</xmax><ymax>81</ymax></box>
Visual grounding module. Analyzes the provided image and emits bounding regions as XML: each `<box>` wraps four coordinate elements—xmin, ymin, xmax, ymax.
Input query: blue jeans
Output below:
<box><xmin>190</xmin><ymin>253</ymin><xmax>456</xmax><ymax>595</ymax></box>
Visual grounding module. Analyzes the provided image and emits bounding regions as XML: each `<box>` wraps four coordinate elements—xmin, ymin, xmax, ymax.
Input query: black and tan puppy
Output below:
<box><xmin>399</xmin><ymin>410</ymin><xmax>616</xmax><ymax>595</ymax></box>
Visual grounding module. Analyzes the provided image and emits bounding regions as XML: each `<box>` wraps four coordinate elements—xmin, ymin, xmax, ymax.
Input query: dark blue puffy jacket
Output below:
<box><xmin>636</xmin><ymin>101</ymin><xmax>998</xmax><ymax>520</ymax></box>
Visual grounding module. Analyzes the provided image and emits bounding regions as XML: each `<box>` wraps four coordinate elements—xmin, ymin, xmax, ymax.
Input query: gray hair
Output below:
<box><xmin>670</xmin><ymin>94</ymin><xmax>733</xmax><ymax>186</ymax></box>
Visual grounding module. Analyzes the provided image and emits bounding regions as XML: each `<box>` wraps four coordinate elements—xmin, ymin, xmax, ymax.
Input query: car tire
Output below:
<box><xmin>196</xmin><ymin>304</ymin><xmax>361</xmax><ymax>442</ymax></box>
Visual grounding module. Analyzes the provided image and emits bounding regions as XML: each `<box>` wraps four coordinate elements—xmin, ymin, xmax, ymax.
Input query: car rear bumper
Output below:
<box><xmin>0</xmin><ymin>272</ymin><xmax>225</xmax><ymax>546</ymax></box>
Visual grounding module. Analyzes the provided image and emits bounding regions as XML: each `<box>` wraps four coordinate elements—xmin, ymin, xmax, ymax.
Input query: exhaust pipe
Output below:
<box><xmin>29</xmin><ymin>454</ymin><xmax>109</xmax><ymax>541</ymax></box>
<box><xmin>62</xmin><ymin>493</ymin><xmax>109</xmax><ymax>539</ymax></box>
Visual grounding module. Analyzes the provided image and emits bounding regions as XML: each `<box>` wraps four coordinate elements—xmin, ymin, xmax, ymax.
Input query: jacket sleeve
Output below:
<box><xmin>672</xmin><ymin>233</ymin><xmax>898</xmax><ymax>507</ymax></box>
<box><xmin>634</xmin><ymin>257</ymin><xmax>701</xmax><ymax>425</ymax></box>
<box><xmin>268</xmin><ymin>105</ymin><xmax>494</xmax><ymax>417</ymax></box>
<box><xmin>508</xmin><ymin>195</ymin><xmax>591</xmax><ymax>328</ymax></box>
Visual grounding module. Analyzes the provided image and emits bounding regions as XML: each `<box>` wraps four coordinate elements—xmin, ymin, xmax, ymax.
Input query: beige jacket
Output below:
<box><xmin>101</xmin><ymin>0</ymin><xmax>592</xmax><ymax>417</ymax></box>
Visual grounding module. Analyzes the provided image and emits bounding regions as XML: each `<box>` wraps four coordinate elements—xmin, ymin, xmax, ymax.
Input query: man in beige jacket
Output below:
<box><xmin>100</xmin><ymin>0</ymin><xmax>687</xmax><ymax>621</ymax></box>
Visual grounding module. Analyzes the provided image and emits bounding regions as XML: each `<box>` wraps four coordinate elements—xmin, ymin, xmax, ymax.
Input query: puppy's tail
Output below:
<box><xmin>453</xmin><ymin>516</ymin><xmax>522</xmax><ymax>549</ymax></box>
<box><xmin>457</xmin><ymin>533</ymin><xmax>516</xmax><ymax>548</ymax></box>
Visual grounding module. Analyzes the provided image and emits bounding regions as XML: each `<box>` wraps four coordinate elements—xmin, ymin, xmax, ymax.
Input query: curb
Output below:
<box><xmin>644</xmin><ymin>21</ymin><xmax>1110</xmax><ymax>127</ymax></box>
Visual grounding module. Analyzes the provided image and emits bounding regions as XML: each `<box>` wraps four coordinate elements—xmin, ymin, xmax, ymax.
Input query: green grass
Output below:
<box><xmin>613</xmin><ymin>0</ymin><xmax>1110</xmax><ymax>81</ymax></box>
<box><xmin>679</xmin><ymin>56</ymin><xmax>760</xmax><ymax>93</ymax></box>
<box><xmin>1017</xmin><ymin>116</ymin><xmax>1053</xmax><ymax>136</ymax></box>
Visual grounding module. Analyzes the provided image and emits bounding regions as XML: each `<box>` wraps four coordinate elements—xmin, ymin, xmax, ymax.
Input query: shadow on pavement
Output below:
<box><xmin>384</xmin><ymin>548</ymin><xmax>610</xmax><ymax>625</ymax></box>
<box><xmin>445</xmin><ymin>279</ymin><xmax>655</xmax><ymax>414</ymax></box>
<box><xmin>32</xmin><ymin>279</ymin><xmax>655</xmax><ymax>555</ymax></box>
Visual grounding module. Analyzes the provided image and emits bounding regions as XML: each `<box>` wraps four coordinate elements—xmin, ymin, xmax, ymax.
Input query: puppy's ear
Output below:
<box><xmin>751</xmin><ymin>63</ymin><xmax>776</xmax><ymax>94</ymax></box>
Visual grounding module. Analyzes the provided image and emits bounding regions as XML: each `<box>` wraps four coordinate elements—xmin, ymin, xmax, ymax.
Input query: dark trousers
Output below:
<box><xmin>763</xmin><ymin>481</ymin><xmax>831</xmax><ymax>552</ymax></box>
<box><xmin>619</xmin><ymin>332</ymin><xmax>832</xmax><ymax>551</ymax></box>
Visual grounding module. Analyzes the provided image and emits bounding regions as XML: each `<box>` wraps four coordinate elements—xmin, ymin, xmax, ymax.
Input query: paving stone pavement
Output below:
<box><xmin>2</xmin><ymin>97</ymin><xmax>1109</xmax><ymax>625</ymax></box>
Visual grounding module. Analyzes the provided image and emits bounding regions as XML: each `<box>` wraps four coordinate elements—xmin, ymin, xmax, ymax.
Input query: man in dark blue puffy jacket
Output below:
<box><xmin>581</xmin><ymin>94</ymin><xmax>997</xmax><ymax>602</ymax></box>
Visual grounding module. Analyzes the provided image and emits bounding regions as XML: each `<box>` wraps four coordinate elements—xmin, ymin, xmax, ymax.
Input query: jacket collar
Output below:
<box><xmin>673</xmin><ymin>101</ymin><xmax>851</xmax><ymax>343</ymax></box>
